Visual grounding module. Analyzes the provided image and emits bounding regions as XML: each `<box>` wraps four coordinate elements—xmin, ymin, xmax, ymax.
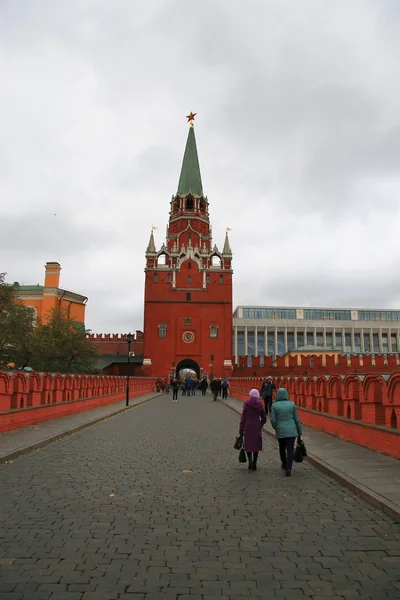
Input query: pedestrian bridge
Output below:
<box><xmin>0</xmin><ymin>391</ymin><xmax>399</xmax><ymax>599</ymax></box>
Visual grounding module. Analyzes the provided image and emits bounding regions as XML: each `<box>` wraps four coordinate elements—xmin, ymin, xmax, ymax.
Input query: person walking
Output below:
<box><xmin>172</xmin><ymin>378</ymin><xmax>179</xmax><ymax>402</ymax></box>
<box><xmin>210</xmin><ymin>378</ymin><xmax>219</xmax><ymax>401</ymax></box>
<box><xmin>270</xmin><ymin>388</ymin><xmax>302</xmax><ymax>477</ymax></box>
<box><xmin>221</xmin><ymin>378</ymin><xmax>229</xmax><ymax>399</ymax></box>
<box><xmin>200</xmin><ymin>377</ymin><xmax>208</xmax><ymax>396</ymax></box>
<box><xmin>260</xmin><ymin>376</ymin><xmax>276</xmax><ymax>416</ymax></box>
<box><xmin>239</xmin><ymin>389</ymin><xmax>267</xmax><ymax>471</ymax></box>
<box><xmin>216</xmin><ymin>378</ymin><xmax>222</xmax><ymax>397</ymax></box>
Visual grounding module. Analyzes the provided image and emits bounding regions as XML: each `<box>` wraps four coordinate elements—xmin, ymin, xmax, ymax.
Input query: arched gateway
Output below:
<box><xmin>175</xmin><ymin>359</ymin><xmax>200</xmax><ymax>380</ymax></box>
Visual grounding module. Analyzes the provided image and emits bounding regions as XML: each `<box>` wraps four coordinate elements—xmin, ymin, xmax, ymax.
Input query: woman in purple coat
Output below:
<box><xmin>239</xmin><ymin>389</ymin><xmax>267</xmax><ymax>470</ymax></box>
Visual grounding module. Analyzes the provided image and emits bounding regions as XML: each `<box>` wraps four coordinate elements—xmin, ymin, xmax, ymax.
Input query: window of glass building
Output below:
<box><xmin>363</xmin><ymin>333</ymin><xmax>371</xmax><ymax>352</ymax></box>
<box><xmin>242</xmin><ymin>308</ymin><xmax>296</xmax><ymax>319</ymax></box>
<box><xmin>247</xmin><ymin>355</ymin><xmax>252</xmax><ymax>367</ymax></box>
<box><xmin>267</xmin><ymin>331</ymin><xmax>275</xmax><ymax>356</ymax></box>
<box><xmin>326</xmin><ymin>332</ymin><xmax>333</xmax><ymax>348</ymax></box>
<box><xmin>297</xmin><ymin>332</ymin><xmax>304</xmax><ymax>347</ymax></box>
<box><xmin>307</xmin><ymin>332</ymin><xmax>314</xmax><ymax>346</ymax></box>
<box><xmin>373</xmin><ymin>333</ymin><xmax>380</xmax><ymax>352</ymax></box>
<box><xmin>287</xmin><ymin>332</ymin><xmax>295</xmax><ymax>351</ymax></box>
<box><xmin>359</xmin><ymin>310</ymin><xmax>400</xmax><ymax>321</ymax></box>
<box><xmin>237</xmin><ymin>331</ymin><xmax>245</xmax><ymax>355</ymax></box>
<box><xmin>316</xmin><ymin>332</ymin><xmax>323</xmax><ymax>347</ymax></box>
<box><xmin>335</xmin><ymin>332</ymin><xmax>342</xmax><ymax>348</ymax></box>
<box><xmin>257</xmin><ymin>331</ymin><xmax>265</xmax><ymax>356</ymax></box>
<box><xmin>345</xmin><ymin>333</ymin><xmax>351</xmax><ymax>352</ymax></box>
<box><xmin>277</xmin><ymin>331</ymin><xmax>285</xmax><ymax>355</ymax></box>
<box><xmin>354</xmin><ymin>333</ymin><xmax>361</xmax><ymax>352</ymax></box>
<box><xmin>391</xmin><ymin>334</ymin><xmax>398</xmax><ymax>352</ymax></box>
<box><xmin>382</xmin><ymin>333</ymin><xmax>389</xmax><ymax>352</ymax></box>
<box><xmin>303</xmin><ymin>309</ymin><xmax>352</xmax><ymax>320</ymax></box>
<box><xmin>247</xmin><ymin>330</ymin><xmax>255</xmax><ymax>355</ymax></box>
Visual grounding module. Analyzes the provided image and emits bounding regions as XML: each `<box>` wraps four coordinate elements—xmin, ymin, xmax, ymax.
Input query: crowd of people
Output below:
<box><xmin>155</xmin><ymin>375</ymin><xmax>230</xmax><ymax>401</ymax></box>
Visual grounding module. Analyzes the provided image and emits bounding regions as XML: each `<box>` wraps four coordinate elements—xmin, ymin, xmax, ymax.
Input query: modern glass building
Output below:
<box><xmin>232</xmin><ymin>305</ymin><xmax>400</xmax><ymax>365</ymax></box>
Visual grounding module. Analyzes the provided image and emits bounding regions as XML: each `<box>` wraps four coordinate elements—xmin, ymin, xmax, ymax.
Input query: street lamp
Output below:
<box><xmin>210</xmin><ymin>354</ymin><xmax>214</xmax><ymax>381</ymax></box>
<box><xmin>126</xmin><ymin>332</ymin><xmax>133</xmax><ymax>406</ymax></box>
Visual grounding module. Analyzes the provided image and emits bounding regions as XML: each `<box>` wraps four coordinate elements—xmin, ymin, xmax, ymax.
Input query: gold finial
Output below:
<box><xmin>186</xmin><ymin>111</ymin><xmax>197</xmax><ymax>127</ymax></box>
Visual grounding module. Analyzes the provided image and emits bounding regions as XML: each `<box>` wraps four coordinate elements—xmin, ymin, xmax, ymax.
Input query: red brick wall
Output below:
<box><xmin>88</xmin><ymin>332</ymin><xmax>144</xmax><ymax>356</ymax></box>
<box><xmin>0</xmin><ymin>371</ymin><xmax>155</xmax><ymax>432</ymax></box>
<box><xmin>229</xmin><ymin>373</ymin><xmax>400</xmax><ymax>458</ymax></box>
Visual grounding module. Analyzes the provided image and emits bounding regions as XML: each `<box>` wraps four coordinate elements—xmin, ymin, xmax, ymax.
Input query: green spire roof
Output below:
<box><xmin>177</xmin><ymin>126</ymin><xmax>203</xmax><ymax>197</ymax></box>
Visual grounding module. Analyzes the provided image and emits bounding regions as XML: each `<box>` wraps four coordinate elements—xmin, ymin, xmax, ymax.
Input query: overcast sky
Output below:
<box><xmin>2</xmin><ymin>0</ymin><xmax>400</xmax><ymax>333</ymax></box>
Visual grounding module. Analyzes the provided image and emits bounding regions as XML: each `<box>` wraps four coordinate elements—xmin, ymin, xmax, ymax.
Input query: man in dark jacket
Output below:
<box><xmin>210</xmin><ymin>378</ymin><xmax>219</xmax><ymax>402</ymax></box>
<box><xmin>200</xmin><ymin>377</ymin><xmax>208</xmax><ymax>396</ymax></box>
<box><xmin>260</xmin><ymin>377</ymin><xmax>276</xmax><ymax>416</ymax></box>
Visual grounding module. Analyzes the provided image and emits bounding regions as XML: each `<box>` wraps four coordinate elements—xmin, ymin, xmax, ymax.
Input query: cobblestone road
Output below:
<box><xmin>1</xmin><ymin>394</ymin><xmax>399</xmax><ymax>600</ymax></box>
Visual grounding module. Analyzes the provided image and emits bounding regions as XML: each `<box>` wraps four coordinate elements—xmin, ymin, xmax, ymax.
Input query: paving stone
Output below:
<box><xmin>0</xmin><ymin>393</ymin><xmax>399</xmax><ymax>598</ymax></box>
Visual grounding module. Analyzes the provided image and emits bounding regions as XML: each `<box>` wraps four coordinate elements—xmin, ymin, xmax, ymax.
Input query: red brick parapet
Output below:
<box><xmin>229</xmin><ymin>373</ymin><xmax>400</xmax><ymax>458</ymax></box>
<box><xmin>0</xmin><ymin>371</ymin><xmax>156</xmax><ymax>433</ymax></box>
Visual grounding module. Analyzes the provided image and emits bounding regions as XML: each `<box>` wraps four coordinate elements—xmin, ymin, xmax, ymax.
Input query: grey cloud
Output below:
<box><xmin>2</xmin><ymin>0</ymin><xmax>400</xmax><ymax>332</ymax></box>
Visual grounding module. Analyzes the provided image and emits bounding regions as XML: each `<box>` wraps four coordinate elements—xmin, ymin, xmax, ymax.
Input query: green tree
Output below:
<box><xmin>0</xmin><ymin>273</ymin><xmax>36</xmax><ymax>369</ymax></box>
<box><xmin>29</xmin><ymin>308</ymin><xmax>99</xmax><ymax>374</ymax></box>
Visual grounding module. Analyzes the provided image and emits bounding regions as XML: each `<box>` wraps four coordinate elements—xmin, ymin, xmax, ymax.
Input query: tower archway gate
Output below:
<box><xmin>175</xmin><ymin>359</ymin><xmax>200</xmax><ymax>380</ymax></box>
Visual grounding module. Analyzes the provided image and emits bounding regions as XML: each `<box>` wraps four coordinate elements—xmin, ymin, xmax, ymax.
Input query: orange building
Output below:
<box><xmin>18</xmin><ymin>262</ymin><xmax>87</xmax><ymax>325</ymax></box>
<box><xmin>142</xmin><ymin>116</ymin><xmax>233</xmax><ymax>379</ymax></box>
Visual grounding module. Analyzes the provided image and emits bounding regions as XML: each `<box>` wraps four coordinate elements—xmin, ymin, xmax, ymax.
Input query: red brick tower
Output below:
<box><xmin>142</xmin><ymin>116</ymin><xmax>233</xmax><ymax>379</ymax></box>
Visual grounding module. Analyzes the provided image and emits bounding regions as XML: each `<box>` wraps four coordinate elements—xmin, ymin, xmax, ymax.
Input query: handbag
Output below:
<box><xmin>299</xmin><ymin>438</ymin><xmax>307</xmax><ymax>457</ymax></box>
<box><xmin>233</xmin><ymin>435</ymin><xmax>243</xmax><ymax>450</ymax></box>
<box><xmin>294</xmin><ymin>438</ymin><xmax>306</xmax><ymax>463</ymax></box>
<box><xmin>238</xmin><ymin>448</ymin><xmax>247</xmax><ymax>463</ymax></box>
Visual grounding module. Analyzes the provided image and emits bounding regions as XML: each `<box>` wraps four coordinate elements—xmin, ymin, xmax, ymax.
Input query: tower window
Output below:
<box><xmin>188</xmin><ymin>276</ymin><xmax>192</xmax><ymax>284</ymax></box>
<box><xmin>186</xmin><ymin>293</ymin><xmax>191</xmax><ymax>302</ymax></box>
<box><xmin>185</xmin><ymin>316</ymin><xmax>191</xmax><ymax>325</ymax></box>
<box><xmin>210</xmin><ymin>325</ymin><xmax>218</xmax><ymax>338</ymax></box>
<box><xmin>220</xmin><ymin>275</ymin><xmax>224</xmax><ymax>284</ymax></box>
<box><xmin>186</xmin><ymin>197</ymin><xmax>193</xmax><ymax>210</ymax></box>
<box><xmin>188</xmin><ymin>232</ymin><xmax>191</xmax><ymax>240</ymax></box>
<box><xmin>158</xmin><ymin>324</ymin><xmax>167</xmax><ymax>338</ymax></box>
<box><xmin>206</xmin><ymin>275</ymin><xmax>210</xmax><ymax>284</ymax></box>
<box><xmin>166</xmin><ymin>273</ymin><xmax>171</xmax><ymax>283</ymax></box>
<box><xmin>153</xmin><ymin>273</ymin><xmax>158</xmax><ymax>283</ymax></box>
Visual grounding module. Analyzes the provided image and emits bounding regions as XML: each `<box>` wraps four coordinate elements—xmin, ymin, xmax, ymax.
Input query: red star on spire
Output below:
<box><xmin>186</xmin><ymin>111</ymin><xmax>197</xmax><ymax>123</ymax></box>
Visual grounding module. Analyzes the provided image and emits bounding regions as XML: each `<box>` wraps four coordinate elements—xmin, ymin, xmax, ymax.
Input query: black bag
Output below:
<box><xmin>299</xmin><ymin>439</ymin><xmax>307</xmax><ymax>457</ymax></box>
<box><xmin>293</xmin><ymin>443</ymin><xmax>303</xmax><ymax>463</ymax></box>
<box><xmin>238</xmin><ymin>448</ymin><xmax>247</xmax><ymax>463</ymax></box>
<box><xmin>294</xmin><ymin>438</ymin><xmax>306</xmax><ymax>463</ymax></box>
<box><xmin>233</xmin><ymin>435</ymin><xmax>243</xmax><ymax>450</ymax></box>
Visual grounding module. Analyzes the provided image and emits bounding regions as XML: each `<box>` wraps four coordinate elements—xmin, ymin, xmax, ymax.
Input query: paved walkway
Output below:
<box><xmin>0</xmin><ymin>392</ymin><xmax>160</xmax><ymax>462</ymax></box>
<box><xmin>0</xmin><ymin>393</ymin><xmax>399</xmax><ymax>599</ymax></box>
<box><xmin>223</xmin><ymin>396</ymin><xmax>400</xmax><ymax>522</ymax></box>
